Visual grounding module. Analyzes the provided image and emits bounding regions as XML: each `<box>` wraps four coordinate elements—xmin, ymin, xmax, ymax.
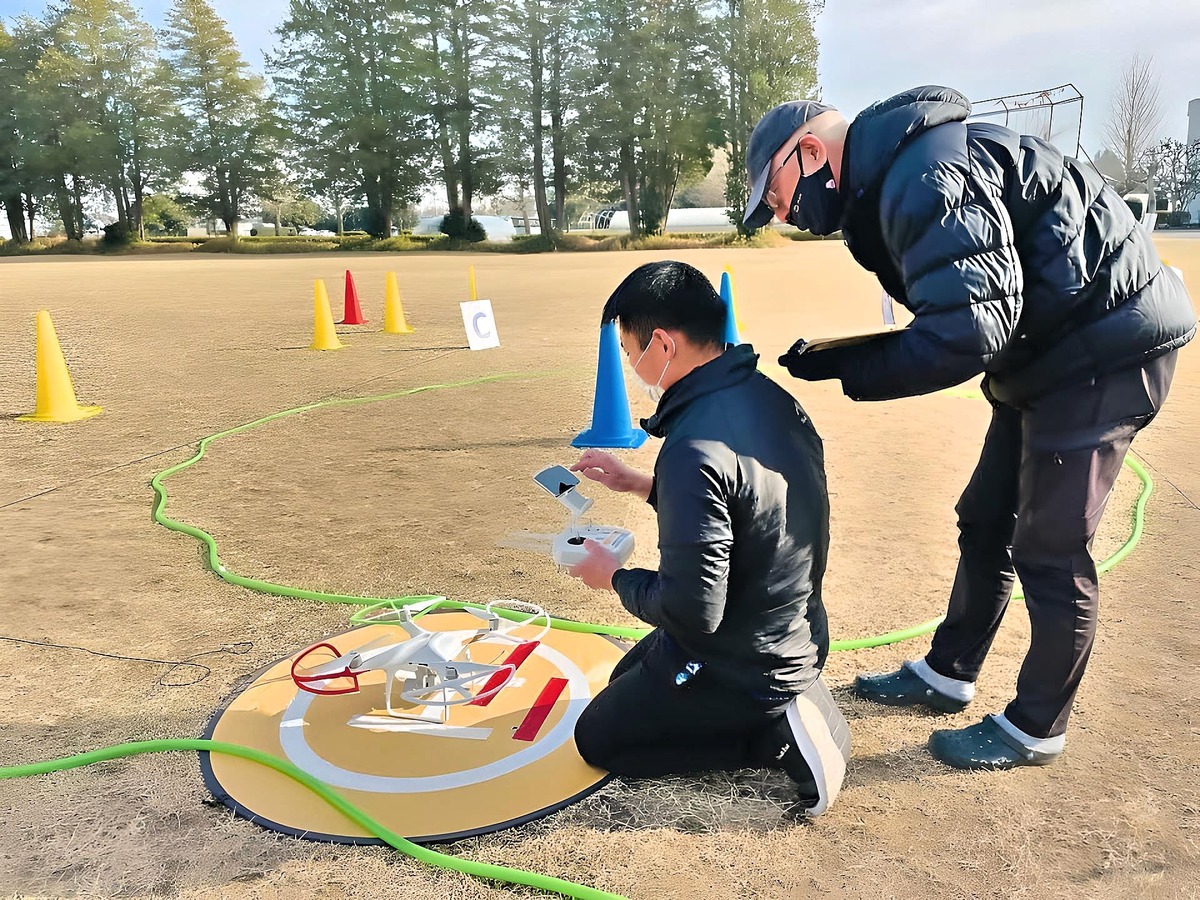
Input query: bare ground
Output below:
<box><xmin>0</xmin><ymin>241</ymin><xmax>1197</xmax><ymax>899</ymax></box>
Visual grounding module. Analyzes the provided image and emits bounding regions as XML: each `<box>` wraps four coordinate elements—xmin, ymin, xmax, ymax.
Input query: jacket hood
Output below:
<box><xmin>842</xmin><ymin>86</ymin><xmax>971</xmax><ymax>213</ymax></box>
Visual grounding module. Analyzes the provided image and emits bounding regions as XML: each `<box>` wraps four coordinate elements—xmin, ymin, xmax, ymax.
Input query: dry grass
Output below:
<box><xmin>1</xmin><ymin>242</ymin><xmax>1198</xmax><ymax>899</ymax></box>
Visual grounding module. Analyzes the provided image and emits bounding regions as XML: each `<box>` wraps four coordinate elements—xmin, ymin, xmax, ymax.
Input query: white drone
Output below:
<box><xmin>289</xmin><ymin>598</ymin><xmax>551</xmax><ymax>722</ymax></box>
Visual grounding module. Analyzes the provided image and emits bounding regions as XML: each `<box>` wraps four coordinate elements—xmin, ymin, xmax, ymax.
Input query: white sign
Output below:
<box><xmin>460</xmin><ymin>299</ymin><xmax>501</xmax><ymax>351</ymax></box>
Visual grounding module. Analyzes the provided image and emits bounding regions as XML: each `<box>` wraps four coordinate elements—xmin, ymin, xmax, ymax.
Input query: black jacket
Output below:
<box><xmin>611</xmin><ymin>344</ymin><xmax>829</xmax><ymax>695</ymax></box>
<box><xmin>825</xmin><ymin>86</ymin><xmax>1195</xmax><ymax>405</ymax></box>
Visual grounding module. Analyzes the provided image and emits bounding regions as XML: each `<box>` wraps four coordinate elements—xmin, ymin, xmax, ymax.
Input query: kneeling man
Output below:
<box><xmin>566</xmin><ymin>260</ymin><xmax>850</xmax><ymax>815</ymax></box>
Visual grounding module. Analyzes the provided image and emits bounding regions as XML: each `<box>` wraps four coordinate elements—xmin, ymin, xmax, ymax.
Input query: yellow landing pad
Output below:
<box><xmin>201</xmin><ymin>612</ymin><xmax>628</xmax><ymax>843</ymax></box>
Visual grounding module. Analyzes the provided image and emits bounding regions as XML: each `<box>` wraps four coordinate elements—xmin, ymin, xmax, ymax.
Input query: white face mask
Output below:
<box><xmin>632</xmin><ymin>334</ymin><xmax>672</xmax><ymax>403</ymax></box>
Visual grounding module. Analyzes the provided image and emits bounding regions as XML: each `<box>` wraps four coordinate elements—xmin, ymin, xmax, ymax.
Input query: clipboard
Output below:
<box><xmin>800</xmin><ymin>325</ymin><xmax>906</xmax><ymax>354</ymax></box>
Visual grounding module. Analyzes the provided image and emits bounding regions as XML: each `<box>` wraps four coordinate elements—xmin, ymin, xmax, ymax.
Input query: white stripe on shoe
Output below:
<box><xmin>785</xmin><ymin>676</ymin><xmax>851</xmax><ymax>816</ymax></box>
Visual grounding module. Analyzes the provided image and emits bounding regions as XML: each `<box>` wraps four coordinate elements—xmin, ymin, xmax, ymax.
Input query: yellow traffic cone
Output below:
<box><xmin>310</xmin><ymin>279</ymin><xmax>344</xmax><ymax>350</ymax></box>
<box><xmin>17</xmin><ymin>310</ymin><xmax>102</xmax><ymax>424</ymax></box>
<box><xmin>382</xmin><ymin>272</ymin><xmax>414</xmax><ymax>334</ymax></box>
<box><xmin>468</xmin><ymin>265</ymin><xmax>478</xmax><ymax>301</ymax></box>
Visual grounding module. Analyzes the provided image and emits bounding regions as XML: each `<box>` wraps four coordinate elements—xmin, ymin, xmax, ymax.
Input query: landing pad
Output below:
<box><xmin>201</xmin><ymin>611</ymin><xmax>627</xmax><ymax>843</ymax></box>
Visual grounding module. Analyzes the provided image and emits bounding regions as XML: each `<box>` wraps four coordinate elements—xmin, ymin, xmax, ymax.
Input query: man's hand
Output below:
<box><xmin>567</xmin><ymin>539</ymin><xmax>621</xmax><ymax>591</ymax></box>
<box><xmin>571</xmin><ymin>450</ymin><xmax>653</xmax><ymax>501</ymax></box>
<box><xmin>778</xmin><ymin>338</ymin><xmax>843</xmax><ymax>382</ymax></box>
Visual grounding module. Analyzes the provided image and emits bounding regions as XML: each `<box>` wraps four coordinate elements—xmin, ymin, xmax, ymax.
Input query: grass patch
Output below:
<box><xmin>193</xmin><ymin>237</ymin><xmax>341</xmax><ymax>254</ymax></box>
<box><xmin>109</xmin><ymin>241</ymin><xmax>200</xmax><ymax>254</ymax></box>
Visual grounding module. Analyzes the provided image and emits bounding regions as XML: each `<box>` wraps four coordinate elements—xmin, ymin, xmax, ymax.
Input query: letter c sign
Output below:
<box><xmin>460</xmin><ymin>300</ymin><xmax>501</xmax><ymax>351</ymax></box>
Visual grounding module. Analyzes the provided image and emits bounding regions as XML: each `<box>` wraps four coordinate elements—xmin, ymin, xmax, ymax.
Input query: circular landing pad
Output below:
<box><xmin>201</xmin><ymin>612</ymin><xmax>627</xmax><ymax>843</ymax></box>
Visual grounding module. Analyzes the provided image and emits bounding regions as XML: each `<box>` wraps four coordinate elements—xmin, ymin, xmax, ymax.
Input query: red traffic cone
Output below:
<box><xmin>338</xmin><ymin>270</ymin><xmax>368</xmax><ymax>324</ymax></box>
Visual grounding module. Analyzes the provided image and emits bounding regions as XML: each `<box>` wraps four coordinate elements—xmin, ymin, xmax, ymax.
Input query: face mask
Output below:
<box><xmin>785</xmin><ymin>154</ymin><xmax>843</xmax><ymax>236</ymax></box>
<box><xmin>632</xmin><ymin>335</ymin><xmax>672</xmax><ymax>403</ymax></box>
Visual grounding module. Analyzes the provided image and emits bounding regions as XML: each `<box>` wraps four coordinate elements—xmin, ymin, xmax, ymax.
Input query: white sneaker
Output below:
<box><xmin>781</xmin><ymin>675</ymin><xmax>851</xmax><ymax>816</ymax></box>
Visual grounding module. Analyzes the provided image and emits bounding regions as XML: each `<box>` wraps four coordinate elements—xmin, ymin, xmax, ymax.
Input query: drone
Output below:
<box><xmin>289</xmin><ymin>597</ymin><xmax>551</xmax><ymax>723</ymax></box>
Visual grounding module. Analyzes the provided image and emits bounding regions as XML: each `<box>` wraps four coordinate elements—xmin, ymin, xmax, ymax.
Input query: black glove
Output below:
<box><xmin>778</xmin><ymin>338</ymin><xmax>843</xmax><ymax>382</ymax></box>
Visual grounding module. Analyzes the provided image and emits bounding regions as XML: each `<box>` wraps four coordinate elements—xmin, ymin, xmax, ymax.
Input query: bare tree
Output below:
<box><xmin>1145</xmin><ymin>137</ymin><xmax>1200</xmax><ymax>221</ymax></box>
<box><xmin>1104</xmin><ymin>53</ymin><xmax>1163</xmax><ymax>193</ymax></box>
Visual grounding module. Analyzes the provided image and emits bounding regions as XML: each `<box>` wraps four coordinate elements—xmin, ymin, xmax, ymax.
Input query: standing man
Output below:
<box><xmin>565</xmin><ymin>260</ymin><xmax>850</xmax><ymax>815</ymax></box>
<box><xmin>743</xmin><ymin>87</ymin><xmax>1195</xmax><ymax>769</ymax></box>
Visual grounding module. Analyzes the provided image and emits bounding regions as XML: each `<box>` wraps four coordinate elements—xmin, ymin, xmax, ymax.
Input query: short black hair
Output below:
<box><xmin>600</xmin><ymin>261</ymin><xmax>726</xmax><ymax>351</ymax></box>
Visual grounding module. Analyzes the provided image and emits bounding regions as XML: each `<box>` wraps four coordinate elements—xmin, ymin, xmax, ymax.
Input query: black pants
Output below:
<box><xmin>927</xmin><ymin>352</ymin><xmax>1178</xmax><ymax>738</ymax></box>
<box><xmin>573</xmin><ymin>629</ymin><xmax>791</xmax><ymax>776</ymax></box>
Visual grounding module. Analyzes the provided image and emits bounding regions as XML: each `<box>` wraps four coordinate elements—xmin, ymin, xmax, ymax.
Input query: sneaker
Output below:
<box><xmin>767</xmin><ymin>676</ymin><xmax>851</xmax><ymax>816</ymax></box>
<box><xmin>928</xmin><ymin>716</ymin><xmax>1062</xmax><ymax>770</ymax></box>
<box><xmin>854</xmin><ymin>662</ymin><xmax>970</xmax><ymax>713</ymax></box>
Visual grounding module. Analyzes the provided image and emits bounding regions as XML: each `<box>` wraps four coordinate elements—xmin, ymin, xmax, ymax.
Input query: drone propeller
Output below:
<box><xmin>463</xmin><ymin>599</ymin><xmax>551</xmax><ymax>643</ymax></box>
<box><xmin>290</xmin><ymin>642</ymin><xmax>362</xmax><ymax>696</ymax></box>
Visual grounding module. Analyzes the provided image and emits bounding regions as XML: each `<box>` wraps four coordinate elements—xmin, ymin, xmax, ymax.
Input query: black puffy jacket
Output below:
<box><xmin>611</xmin><ymin>344</ymin><xmax>829</xmax><ymax>696</ymax></box>
<box><xmin>827</xmin><ymin>86</ymin><xmax>1195</xmax><ymax>405</ymax></box>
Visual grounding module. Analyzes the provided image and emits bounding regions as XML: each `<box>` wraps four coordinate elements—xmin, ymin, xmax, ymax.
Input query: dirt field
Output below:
<box><xmin>1</xmin><ymin>239</ymin><xmax>1197</xmax><ymax>900</ymax></box>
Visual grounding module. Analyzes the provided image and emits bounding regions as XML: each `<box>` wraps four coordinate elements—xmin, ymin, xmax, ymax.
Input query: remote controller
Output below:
<box><xmin>552</xmin><ymin>524</ymin><xmax>636</xmax><ymax>568</ymax></box>
<box><xmin>532</xmin><ymin>465</ymin><xmax>636</xmax><ymax>568</ymax></box>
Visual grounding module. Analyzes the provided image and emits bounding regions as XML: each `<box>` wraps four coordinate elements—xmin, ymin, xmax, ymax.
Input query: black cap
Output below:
<box><xmin>743</xmin><ymin>100</ymin><xmax>835</xmax><ymax>228</ymax></box>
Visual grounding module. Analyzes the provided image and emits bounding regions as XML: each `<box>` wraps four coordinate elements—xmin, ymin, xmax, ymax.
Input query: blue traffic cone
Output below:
<box><xmin>572</xmin><ymin>321</ymin><xmax>649</xmax><ymax>449</ymax></box>
<box><xmin>720</xmin><ymin>270</ymin><xmax>742</xmax><ymax>346</ymax></box>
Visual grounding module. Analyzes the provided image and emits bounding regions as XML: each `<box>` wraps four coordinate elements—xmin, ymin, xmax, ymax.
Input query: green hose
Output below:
<box><xmin>0</xmin><ymin>739</ymin><xmax>622</xmax><ymax>900</ymax></box>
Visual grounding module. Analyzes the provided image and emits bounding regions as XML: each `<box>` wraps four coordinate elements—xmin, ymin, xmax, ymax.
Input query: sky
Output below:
<box><xmin>2</xmin><ymin>0</ymin><xmax>1198</xmax><ymax>155</ymax></box>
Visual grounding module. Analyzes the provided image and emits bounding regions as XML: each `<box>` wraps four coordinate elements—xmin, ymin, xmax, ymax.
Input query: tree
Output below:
<box><xmin>1145</xmin><ymin>137</ymin><xmax>1200</xmax><ymax>218</ymax></box>
<box><xmin>492</xmin><ymin>0</ymin><xmax>547</xmax><ymax>233</ymax></box>
<box><xmin>576</xmin><ymin>0</ymin><xmax>723</xmax><ymax>236</ymax></box>
<box><xmin>1104</xmin><ymin>53</ymin><xmax>1163</xmax><ymax>194</ymax></box>
<box><xmin>0</xmin><ymin>22</ymin><xmax>36</xmax><ymax>243</ymax></box>
<box><xmin>493</xmin><ymin>0</ymin><xmax>581</xmax><ymax>234</ymax></box>
<box><xmin>115</xmin><ymin>56</ymin><xmax>181</xmax><ymax>239</ymax></box>
<box><xmin>162</xmin><ymin>0</ymin><xmax>282</xmax><ymax>239</ymax></box>
<box><xmin>21</xmin><ymin>6</ymin><xmax>99</xmax><ymax>241</ymax></box>
<box><xmin>140</xmin><ymin>192</ymin><xmax>189</xmax><ymax>234</ymax></box>
<box><xmin>271</xmin><ymin>0</ymin><xmax>429</xmax><ymax>239</ymax></box>
<box><xmin>722</xmin><ymin>0</ymin><xmax>820</xmax><ymax>233</ymax></box>
<box><xmin>28</xmin><ymin>0</ymin><xmax>179</xmax><ymax>241</ymax></box>
<box><xmin>677</xmin><ymin>147</ymin><xmax>729</xmax><ymax>207</ymax></box>
<box><xmin>258</xmin><ymin>196</ymin><xmax>323</xmax><ymax>231</ymax></box>
<box><xmin>2</xmin><ymin>19</ymin><xmax>58</xmax><ymax>242</ymax></box>
<box><xmin>413</xmin><ymin>0</ymin><xmax>506</xmax><ymax>220</ymax></box>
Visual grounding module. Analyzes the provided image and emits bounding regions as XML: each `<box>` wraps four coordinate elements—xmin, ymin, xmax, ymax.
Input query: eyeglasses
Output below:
<box><xmin>763</xmin><ymin>143</ymin><xmax>800</xmax><ymax>210</ymax></box>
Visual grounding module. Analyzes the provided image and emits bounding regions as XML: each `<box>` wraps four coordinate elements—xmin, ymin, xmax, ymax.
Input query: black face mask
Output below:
<box><xmin>785</xmin><ymin>154</ymin><xmax>843</xmax><ymax>236</ymax></box>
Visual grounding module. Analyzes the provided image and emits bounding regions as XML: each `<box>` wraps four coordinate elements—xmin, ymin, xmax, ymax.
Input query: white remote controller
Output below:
<box><xmin>533</xmin><ymin>465</ymin><xmax>636</xmax><ymax>568</ymax></box>
<box><xmin>552</xmin><ymin>524</ymin><xmax>636</xmax><ymax>568</ymax></box>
